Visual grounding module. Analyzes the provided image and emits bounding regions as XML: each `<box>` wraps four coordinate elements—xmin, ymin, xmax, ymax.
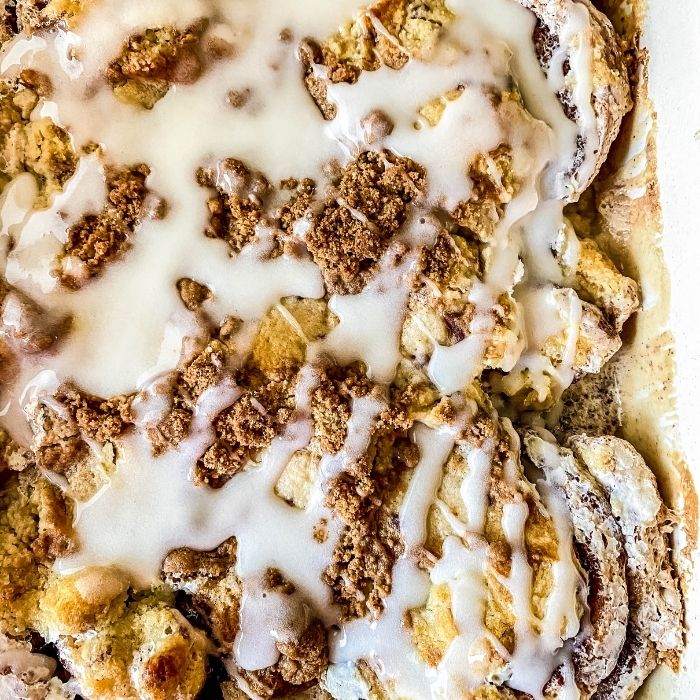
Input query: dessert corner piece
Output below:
<box><xmin>0</xmin><ymin>1</ymin><xmax>684</xmax><ymax>699</ymax></box>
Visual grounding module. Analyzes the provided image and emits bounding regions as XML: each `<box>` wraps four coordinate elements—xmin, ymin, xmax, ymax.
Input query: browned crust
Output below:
<box><xmin>523</xmin><ymin>432</ymin><xmax>629</xmax><ymax>694</ymax></box>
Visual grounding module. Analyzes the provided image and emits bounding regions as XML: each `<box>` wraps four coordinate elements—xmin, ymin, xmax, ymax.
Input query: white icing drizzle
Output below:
<box><xmin>430</xmin><ymin>534</ymin><xmax>492</xmax><ymax>695</ymax></box>
<box><xmin>421</xmin><ymin>0</ymin><xmax>596</xmax><ymax>395</ymax></box>
<box><xmin>331</xmin><ymin>424</ymin><xmax>458</xmax><ymax>698</ymax></box>
<box><xmin>460</xmin><ymin>437</ymin><xmax>495</xmax><ymax>533</ymax></box>
<box><xmin>538</xmin><ymin>480</ymin><xmax>584</xmax><ymax>646</ymax></box>
<box><xmin>400</xmin><ymin>425</ymin><xmax>457</xmax><ymax>552</ymax></box>
<box><xmin>499</xmin><ymin>500</ymin><xmax>556</xmax><ymax>699</ymax></box>
<box><xmin>321</xmin><ymin>245</ymin><xmax>418</xmax><ymax>384</ymax></box>
<box><xmin>235</xmin><ymin>575</ymin><xmax>312</xmax><ymax>672</ymax></box>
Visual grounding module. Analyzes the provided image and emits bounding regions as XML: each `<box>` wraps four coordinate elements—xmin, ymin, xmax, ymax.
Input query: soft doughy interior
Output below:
<box><xmin>0</xmin><ymin>1</ymin><xmax>684</xmax><ymax>699</ymax></box>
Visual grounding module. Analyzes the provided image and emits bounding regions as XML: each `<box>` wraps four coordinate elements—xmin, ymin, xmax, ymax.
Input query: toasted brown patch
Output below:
<box><xmin>60</xmin><ymin>164</ymin><xmax>151</xmax><ymax>288</ymax></box>
<box><xmin>306</xmin><ymin>150</ymin><xmax>425</xmax><ymax>294</ymax></box>
<box><xmin>0</xmin><ymin>470</ymin><xmax>75</xmax><ymax>632</ymax></box>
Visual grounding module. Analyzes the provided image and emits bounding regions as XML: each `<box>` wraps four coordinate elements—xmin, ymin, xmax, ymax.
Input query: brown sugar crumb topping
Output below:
<box><xmin>313</xmin><ymin>519</ymin><xmax>329</xmax><ymax>544</ymax></box>
<box><xmin>31</xmin><ymin>403</ymin><xmax>91</xmax><ymax>475</ymax></box>
<box><xmin>227</xmin><ymin>87</ymin><xmax>253</xmax><ymax>109</ymax></box>
<box><xmin>242</xmin><ymin>618</ymin><xmax>328</xmax><ymax>698</ymax></box>
<box><xmin>198</xmin><ymin>161</ymin><xmax>322</xmax><ymax>256</ymax></box>
<box><xmin>277</xmin><ymin>177</ymin><xmax>316</xmax><ymax>234</ymax></box>
<box><xmin>29</xmin><ymin>385</ymin><xmax>131</xmax><ymax>483</ymax></box>
<box><xmin>215</xmin><ymin>394</ymin><xmax>277</xmax><ymax>448</ymax></box>
<box><xmin>59</xmin><ymin>163</ymin><xmax>152</xmax><ymax>288</ymax></box>
<box><xmin>310</xmin><ymin>363</ymin><xmax>371</xmax><ymax>456</ymax></box>
<box><xmin>181</xmin><ymin>342</ymin><xmax>228</xmax><ymax>401</ymax></box>
<box><xmin>151</xmin><ymin>407</ymin><xmax>192</xmax><ymax>455</ymax></box>
<box><xmin>198</xmin><ymin>158</ymin><xmax>270</xmax><ymax>253</ymax></box>
<box><xmin>56</xmin><ymin>385</ymin><xmax>133</xmax><ymax>443</ymax></box>
<box><xmin>195</xmin><ymin>375</ymin><xmax>295</xmax><ymax>489</ymax></box>
<box><xmin>324</xmin><ymin>431</ymin><xmax>418</xmax><ymax>620</ymax></box>
<box><xmin>171</xmin><ymin>297</ymin><xmax>340</xmax><ymax>488</ymax></box>
<box><xmin>311</xmin><ymin>380</ymin><xmax>351</xmax><ymax>456</ymax></box>
<box><xmin>298</xmin><ymin>37</ymin><xmax>363</xmax><ymax>121</ymax></box>
<box><xmin>177</xmin><ymin>277</ymin><xmax>212</xmax><ymax>311</ymax></box>
<box><xmin>150</xmin><ymin>318</ymin><xmax>309</xmax><ymax>476</ymax></box>
<box><xmin>306</xmin><ymin>150</ymin><xmax>425</xmax><ymax>294</ymax></box>
<box><xmin>148</xmin><ymin>342</ymin><xmax>229</xmax><ymax>456</ymax></box>
<box><xmin>106</xmin><ymin>22</ymin><xmax>207</xmax><ymax>109</ymax></box>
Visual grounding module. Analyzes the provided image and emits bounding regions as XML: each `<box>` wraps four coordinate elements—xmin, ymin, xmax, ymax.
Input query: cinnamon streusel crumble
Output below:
<box><xmin>0</xmin><ymin>1</ymin><xmax>686</xmax><ymax>699</ymax></box>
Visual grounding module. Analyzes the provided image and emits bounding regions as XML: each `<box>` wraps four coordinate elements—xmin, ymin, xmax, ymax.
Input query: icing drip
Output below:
<box><xmin>460</xmin><ymin>438</ymin><xmax>495</xmax><ymax>533</ymax></box>
<box><xmin>499</xmin><ymin>501</ymin><xmax>552</xmax><ymax>699</ymax></box>
<box><xmin>539</xmin><ymin>481</ymin><xmax>584</xmax><ymax>646</ymax></box>
<box><xmin>319</xmin><ymin>394</ymin><xmax>386</xmax><ymax>484</ymax></box>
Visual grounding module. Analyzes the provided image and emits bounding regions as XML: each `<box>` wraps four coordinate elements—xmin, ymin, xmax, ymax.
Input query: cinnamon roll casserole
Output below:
<box><xmin>0</xmin><ymin>1</ymin><xmax>689</xmax><ymax>699</ymax></box>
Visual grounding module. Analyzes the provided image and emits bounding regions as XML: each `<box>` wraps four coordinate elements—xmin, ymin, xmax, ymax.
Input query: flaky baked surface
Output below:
<box><xmin>0</xmin><ymin>1</ymin><xmax>685</xmax><ymax>699</ymax></box>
